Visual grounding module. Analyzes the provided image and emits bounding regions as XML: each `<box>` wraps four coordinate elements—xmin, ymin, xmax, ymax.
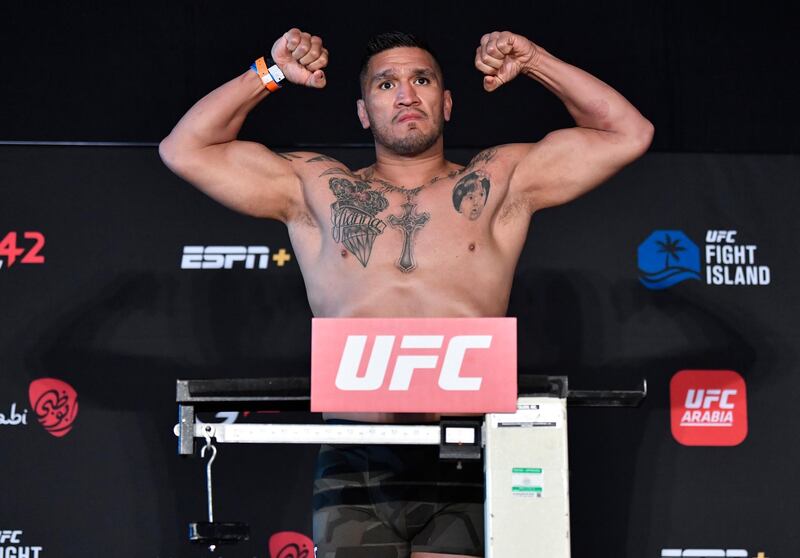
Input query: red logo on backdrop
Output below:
<box><xmin>28</xmin><ymin>378</ymin><xmax>79</xmax><ymax>438</ymax></box>
<box><xmin>269</xmin><ymin>531</ymin><xmax>313</xmax><ymax>558</ymax></box>
<box><xmin>0</xmin><ymin>231</ymin><xmax>46</xmax><ymax>270</ymax></box>
<box><xmin>670</xmin><ymin>370</ymin><xmax>747</xmax><ymax>446</ymax></box>
<box><xmin>311</xmin><ymin>318</ymin><xmax>517</xmax><ymax>413</ymax></box>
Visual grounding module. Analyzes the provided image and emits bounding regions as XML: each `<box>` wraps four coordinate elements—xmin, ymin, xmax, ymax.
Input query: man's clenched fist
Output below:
<box><xmin>271</xmin><ymin>28</ymin><xmax>329</xmax><ymax>88</ymax></box>
<box><xmin>474</xmin><ymin>31</ymin><xmax>540</xmax><ymax>92</ymax></box>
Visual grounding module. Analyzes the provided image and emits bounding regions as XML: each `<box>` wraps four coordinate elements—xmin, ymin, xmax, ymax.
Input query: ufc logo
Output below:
<box><xmin>0</xmin><ymin>530</ymin><xmax>22</xmax><ymax>544</ymax></box>
<box><xmin>335</xmin><ymin>335</ymin><xmax>491</xmax><ymax>391</ymax></box>
<box><xmin>181</xmin><ymin>246</ymin><xmax>270</xmax><ymax>269</ymax></box>
<box><xmin>705</xmin><ymin>230</ymin><xmax>737</xmax><ymax>243</ymax></box>
<box><xmin>684</xmin><ymin>389</ymin><xmax>737</xmax><ymax>409</ymax></box>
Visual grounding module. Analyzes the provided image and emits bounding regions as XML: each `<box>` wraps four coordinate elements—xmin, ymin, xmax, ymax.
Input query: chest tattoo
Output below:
<box><xmin>326</xmin><ymin>171</ymin><xmax>389</xmax><ymax>267</ymax></box>
<box><xmin>383</xmin><ymin>186</ymin><xmax>430</xmax><ymax>273</ymax></box>
<box><xmin>451</xmin><ymin>148</ymin><xmax>496</xmax><ymax>220</ymax></box>
<box><xmin>322</xmin><ymin>167</ymin><xmax>436</xmax><ymax>272</ymax></box>
<box><xmin>452</xmin><ymin>170</ymin><xmax>492</xmax><ymax>220</ymax></box>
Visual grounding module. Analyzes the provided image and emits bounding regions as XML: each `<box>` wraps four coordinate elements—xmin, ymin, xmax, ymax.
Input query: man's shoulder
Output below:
<box><xmin>272</xmin><ymin>151</ymin><xmax>348</xmax><ymax>167</ymax></box>
<box><xmin>462</xmin><ymin>143</ymin><xmax>536</xmax><ymax>174</ymax></box>
<box><xmin>272</xmin><ymin>151</ymin><xmax>359</xmax><ymax>185</ymax></box>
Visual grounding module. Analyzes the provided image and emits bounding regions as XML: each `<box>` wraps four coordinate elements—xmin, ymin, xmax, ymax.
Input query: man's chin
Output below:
<box><xmin>381</xmin><ymin>133</ymin><xmax>440</xmax><ymax>156</ymax></box>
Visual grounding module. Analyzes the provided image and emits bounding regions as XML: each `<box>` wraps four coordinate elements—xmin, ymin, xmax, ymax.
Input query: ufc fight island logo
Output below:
<box><xmin>311</xmin><ymin>318</ymin><xmax>517</xmax><ymax>413</ymax></box>
<box><xmin>670</xmin><ymin>370</ymin><xmax>747</xmax><ymax>446</ymax></box>
<box><xmin>638</xmin><ymin>229</ymin><xmax>770</xmax><ymax>290</ymax></box>
<box><xmin>181</xmin><ymin>246</ymin><xmax>292</xmax><ymax>269</ymax></box>
<box><xmin>0</xmin><ymin>530</ymin><xmax>43</xmax><ymax>557</ymax></box>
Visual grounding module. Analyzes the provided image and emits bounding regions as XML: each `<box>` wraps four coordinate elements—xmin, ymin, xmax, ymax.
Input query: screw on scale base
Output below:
<box><xmin>188</xmin><ymin>426</ymin><xmax>250</xmax><ymax>551</ymax></box>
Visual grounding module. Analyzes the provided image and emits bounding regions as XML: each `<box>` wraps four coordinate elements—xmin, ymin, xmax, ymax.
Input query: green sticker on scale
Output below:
<box><xmin>512</xmin><ymin>467</ymin><xmax>544</xmax><ymax>497</ymax></box>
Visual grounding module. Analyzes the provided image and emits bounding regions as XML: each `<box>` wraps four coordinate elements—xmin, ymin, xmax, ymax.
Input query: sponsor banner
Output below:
<box><xmin>1</xmin><ymin>378</ymin><xmax>79</xmax><ymax>438</ymax></box>
<box><xmin>0</xmin><ymin>231</ymin><xmax>45</xmax><ymax>271</ymax></box>
<box><xmin>0</xmin><ymin>530</ymin><xmax>43</xmax><ymax>557</ymax></box>
<box><xmin>311</xmin><ymin>318</ymin><xmax>517</xmax><ymax>413</ymax></box>
<box><xmin>670</xmin><ymin>370</ymin><xmax>747</xmax><ymax>446</ymax></box>
<box><xmin>181</xmin><ymin>245</ymin><xmax>292</xmax><ymax>269</ymax></box>
<box><xmin>269</xmin><ymin>531</ymin><xmax>314</xmax><ymax>558</ymax></box>
<box><xmin>0</xmin><ymin>403</ymin><xmax>28</xmax><ymax>426</ymax></box>
<box><xmin>638</xmin><ymin>230</ymin><xmax>770</xmax><ymax>290</ymax></box>
<box><xmin>28</xmin><ymin>378</ymin><xmax>79</xmax><ymax>438</ymax></box>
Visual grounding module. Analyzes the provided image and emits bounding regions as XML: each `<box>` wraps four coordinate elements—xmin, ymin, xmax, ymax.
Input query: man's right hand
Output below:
<box><xmin>271</xmin><ymin>28</ymin><xmax>329</xmax><ymax>88</ymax></box>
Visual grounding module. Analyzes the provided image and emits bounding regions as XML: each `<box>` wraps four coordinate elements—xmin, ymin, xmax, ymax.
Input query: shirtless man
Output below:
<box><xmin>160</xmin><ymin>27</ymin><xmax>653</xmax><ymax>558</ymax></box>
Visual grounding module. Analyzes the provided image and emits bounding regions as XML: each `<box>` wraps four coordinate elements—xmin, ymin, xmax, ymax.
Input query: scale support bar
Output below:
<box><xmin>187</xmin><ymin>423</ymin><xmax>442</xmax><ymax>446</ymax></box>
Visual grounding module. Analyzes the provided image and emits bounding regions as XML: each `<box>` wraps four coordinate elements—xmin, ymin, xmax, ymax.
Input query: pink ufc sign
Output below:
<box><xmin>311</xmin><ymin>318</ymin><xmax>517</xmax><ymax>413</ymax></box>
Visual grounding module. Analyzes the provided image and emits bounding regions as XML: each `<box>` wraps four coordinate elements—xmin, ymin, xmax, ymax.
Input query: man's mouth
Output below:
<box><xmin>397</xmin><ymin>112</ymin><xmax>424</xmax><ymax>122</ymax></box>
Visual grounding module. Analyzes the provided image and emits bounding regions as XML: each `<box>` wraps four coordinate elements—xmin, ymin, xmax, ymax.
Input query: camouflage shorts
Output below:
<box><xmin>312</xmin><ymin>439</ymin><xmax>485</xmax><ymax>558</ymax></box>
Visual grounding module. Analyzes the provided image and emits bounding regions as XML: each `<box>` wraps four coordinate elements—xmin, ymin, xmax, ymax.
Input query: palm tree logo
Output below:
<box><xmin>638</xmin><ymin>229</ymin><xmax>702</xmax><ymax>290</ymax></box>
<box><xmin>656</xmin><ymin>233</ymin><xmax>686</xmax><ymax>270</ymax></box>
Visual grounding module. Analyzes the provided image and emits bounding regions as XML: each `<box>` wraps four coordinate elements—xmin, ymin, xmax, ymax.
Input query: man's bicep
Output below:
<box><xmin>160</xmin><ymin>139</ymin><xmax>310</xmax><ymax>222</ymax></box>
<box><xmin>507</xmin><ymin>126</ymin><xmax>651</xmax><ymax>212</ymax></box>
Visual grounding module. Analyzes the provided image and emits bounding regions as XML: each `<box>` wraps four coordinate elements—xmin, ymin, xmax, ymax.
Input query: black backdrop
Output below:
<box><xmin>2</xmin><ymin>1</ymin><xmax>799</xmax><ymax>557</ymax></box>
<box><xmin>1</xmin><ymin>146</ymin><xmax>798</xmax><ymax>556</ymax></box>
<box><xmin>1</xmin><ymin>1</ymin><xmax>798</xmax><ymax>152</ymax></box>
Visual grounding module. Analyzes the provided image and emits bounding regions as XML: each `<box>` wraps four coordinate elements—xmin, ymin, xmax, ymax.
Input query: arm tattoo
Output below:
<box><xmin>276</xmin><ymin>152</ymin><xmax>304</xmax><ymax>162</ymax></box>
<box><xmin>462</xmin><ymin>147</ymin><xmax>498</xmax><ymax>173</ymax></box>
<box><xmin>306</xmin><ymin>154</ymin><xmax>340</xmax><ymax>163</ymax></box>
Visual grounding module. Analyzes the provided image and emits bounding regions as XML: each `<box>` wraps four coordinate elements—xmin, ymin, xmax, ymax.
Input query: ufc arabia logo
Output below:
<box><xmin>670</xmin><ymin>370</ymin><xmax>747</xmax><ymax>446</ymax></box>
<box><xmin>335</xmin><ymin>335</ymin><xmax>491</xmax><ymax>391</ymax></box>
<box><xmin>681</xmin><ymin>388</ymin><xmax>736</xmax><ymax>426</ymax></box>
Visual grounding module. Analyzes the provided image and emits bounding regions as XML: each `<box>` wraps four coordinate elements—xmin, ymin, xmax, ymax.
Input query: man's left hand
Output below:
<box><xmin>474</xmin><ymin>31</ymin><xmax>539</xmax><ymax>92</ymax></box>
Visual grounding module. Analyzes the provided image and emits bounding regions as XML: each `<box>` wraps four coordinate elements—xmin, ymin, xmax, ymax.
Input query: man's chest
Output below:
<box><xmin>301</xmin><ymin>167</ymin><xmax>511</xmax><ymax>271</ymax></box>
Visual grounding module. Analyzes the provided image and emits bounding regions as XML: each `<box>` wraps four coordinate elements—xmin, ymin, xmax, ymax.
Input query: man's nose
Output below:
<box><xmin>395</xmin><ymin>80</ymin><xmax>421</xmax><ymax>105</ymax></box>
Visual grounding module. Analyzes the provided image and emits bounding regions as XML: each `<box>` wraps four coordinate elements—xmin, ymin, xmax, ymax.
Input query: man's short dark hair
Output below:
<box><xmin>359</xmin><ymin>31</ymin><xmax>444</xmax><ymax>96</ymax></box>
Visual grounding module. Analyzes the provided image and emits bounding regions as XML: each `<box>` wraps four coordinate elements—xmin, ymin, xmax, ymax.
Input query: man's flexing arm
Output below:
<box><xmin>158</xmin><ymin>28</ymin><xmax>329</xmax><ymax>222</ymax></box>
<box><xmin>474</xmin><ymin>31</ymin><xmax>654</xmax><ymax>212</ymax></box>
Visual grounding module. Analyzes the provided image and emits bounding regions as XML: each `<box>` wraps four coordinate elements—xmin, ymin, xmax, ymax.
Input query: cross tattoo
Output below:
<box><xmin>388</xmin><ymin>201</ymin><xmax>430</xmax><ymax>272</ymax></box>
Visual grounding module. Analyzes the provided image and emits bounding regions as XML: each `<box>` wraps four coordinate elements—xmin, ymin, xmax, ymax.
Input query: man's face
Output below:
<box><xmin>357</xmin><ymin>47</ymin><xmax>452</xmax><ymax>156</ymax></box>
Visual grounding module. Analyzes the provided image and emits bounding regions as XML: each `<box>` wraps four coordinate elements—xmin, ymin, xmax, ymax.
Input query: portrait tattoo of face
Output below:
<box><xmin>328</xmin><ymin>177</ymin><xmax>389</xmax><ymax>267</ymax></box>
<box><xmin>452</xmin><ymin>171</ymin><xmax>491</xmax><ymax>220</ymax></box>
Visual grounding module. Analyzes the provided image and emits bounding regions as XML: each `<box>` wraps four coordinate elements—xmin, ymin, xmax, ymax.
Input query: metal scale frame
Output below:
<box><xmin>175</xmin><ymin>375</ymin><xmax>646</xmax><ymax>557</ymax></box>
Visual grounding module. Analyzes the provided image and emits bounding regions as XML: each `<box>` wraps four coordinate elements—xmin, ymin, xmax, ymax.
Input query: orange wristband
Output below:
<box><xmin>254</xmin><ymin>56</ymin><xmax>284</xmax><ymax>92</ymax></box>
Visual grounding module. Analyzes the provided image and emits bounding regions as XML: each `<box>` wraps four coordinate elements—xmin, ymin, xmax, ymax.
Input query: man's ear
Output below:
<box><xmin>356</xmin><ymin>99</ymin><xmax>370</xmax><ymax>129</ymax></box>
<box><xmin>443</xmin><ymin>90</ymin><xmax>453</xmax><ymax>122</ymax></box>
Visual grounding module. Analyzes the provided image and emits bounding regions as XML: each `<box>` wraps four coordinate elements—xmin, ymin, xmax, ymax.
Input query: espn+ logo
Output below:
<box><xmin>335</xmin><ymin>335</ymin><xmax>491</xmax><ymax>391</ymax></box>
<box><xmin>670</xmin><ymin>370</ymin><xmax>747</xmax><ymax>446</ymax></box>
<box><xmin>181</xmin><ymin>246</ymin><xmax>292</xmax><ymax>269</ymax></box>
